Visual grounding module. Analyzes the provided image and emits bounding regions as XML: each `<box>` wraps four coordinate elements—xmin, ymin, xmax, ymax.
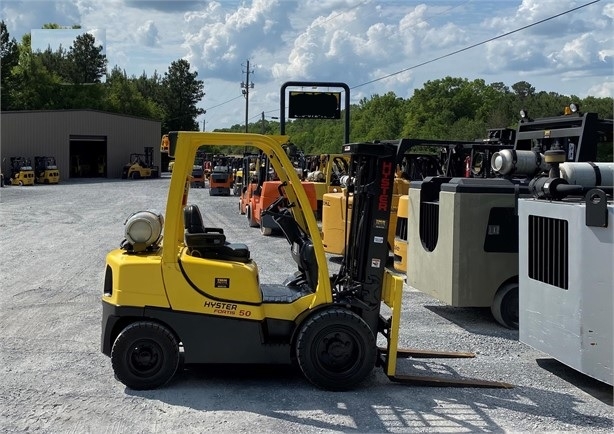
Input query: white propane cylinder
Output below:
<box><xmin>124</xmin><ymin>210</ymin><xmax>164</xmax><ymax>246</ymax></box>
<box><xmin>559</xmin><ymin>162</ymin><xmax>614</xmax><ymax>187</ymax></box>
<box><xmin>491</xmin><ymin>150</ymin><xmax>548</xmax><ymax>176</ymax></box>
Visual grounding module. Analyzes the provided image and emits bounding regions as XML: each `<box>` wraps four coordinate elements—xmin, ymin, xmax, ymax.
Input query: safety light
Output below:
<box><xmin>520</xmin><ymin>109</ymin><xmax>528</xmax><ymax>119</ymax></box>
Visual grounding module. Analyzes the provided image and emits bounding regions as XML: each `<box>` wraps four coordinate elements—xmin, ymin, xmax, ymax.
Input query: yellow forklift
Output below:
<box><xmin>34</xmin><ymin>156</ymin><xmax>60</xmax><ymax>184</ymax></box>
<box><xmin>122</xmin><ymin>147</ymin><xmax>160</xmax><ymax>179</ymax></box>
<box><xmin>100</xmin><ymin>131</ymin><xmax>511</xmax><ymax>391</ymax></box>
<box><xmin>7</xmin><ymin>157</ymin><xmax>35</xmax><ymax>186</ymax></box>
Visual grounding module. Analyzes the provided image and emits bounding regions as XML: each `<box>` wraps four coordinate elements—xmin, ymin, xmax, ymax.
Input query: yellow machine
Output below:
<box><xmin>101</xmin><ymin>132</ymin><xmax>509</xmax><ymax>391</ymax></box>
<box><xmin>34</xmin><ymin>156</ymin><xmax>60</xmax><ymax>184</ymax></box>
<box><xmin>393</xmin><ymin>194</ymin><xmax>409</xmax><ymax>272</ymax></box>
<box><xmin>305</xmin><ymin>154</ymin><xmax>350</xmax><ymax>219</ymax></box>
<box><xmin>321</xmin><ymin>176</ymin><xmax>408</xmax><ymax>255</ymax></box>
<box><xmin>122</xmin><ymin>147</ymin><xmax>160</xmax><ymax>179</ymax></box>
<box><xmin>7</xmin><ymin>157</ymin><xmax>35</xmax><ymax>186</ymax></box>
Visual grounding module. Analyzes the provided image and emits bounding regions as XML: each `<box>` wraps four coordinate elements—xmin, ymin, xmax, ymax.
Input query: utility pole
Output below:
<box><xmin>241</xmin><ymin>60</ymin><xmax>254</xmax><ymax>133</ymax></box>
<box><xmin>261</xmin><ymin>111</ymin><xmax>265</xmax><ymax>134</ymax></box>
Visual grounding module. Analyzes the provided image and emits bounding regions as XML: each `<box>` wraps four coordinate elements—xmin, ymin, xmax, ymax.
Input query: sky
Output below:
<box><xmin>2</xmin><ymin>0</ymin><xmax>613</xmax><ymax>131</ymax></box>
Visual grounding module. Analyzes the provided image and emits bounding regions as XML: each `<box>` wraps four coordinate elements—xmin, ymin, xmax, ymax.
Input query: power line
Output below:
<box><xmin>351</xmin><ymin>0</ymin><xmax>601</xmax><ymax>90</ymax></box>
<box><xmin>204</xmin><ymin>94</ymin><xmax>243</xmax><ymax>111</ymax></box>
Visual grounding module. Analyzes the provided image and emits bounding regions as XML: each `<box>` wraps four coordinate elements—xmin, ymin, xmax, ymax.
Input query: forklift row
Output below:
<box><xmin>222</xmin><ymin>103</ymin><xmax>612</xmax><ymax>337</ymax></box>
<box><xmin>1</xmin><ymin>156</ymin><xmax>60</xmax><ymax>187</ymax></box>
<box><xmin>100</xmin><ymin>81</ymin><xmax>611</xmax><ymax>392</ymax></box>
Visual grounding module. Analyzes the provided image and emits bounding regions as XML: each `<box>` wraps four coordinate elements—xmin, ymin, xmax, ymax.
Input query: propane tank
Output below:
<box><xmin>491</xmin><ymin>149</ymin><xmax>549</xmax><ymax>176</ymax></box>
<box><xmin>123</xmin><ymin>210</ymin><xmax>164</xmax><ymax>251</ymax></box>
<box><xmin>559</xmin><ymin>162</ymin><xmax>614</xmax><ymax>187</ymax></box>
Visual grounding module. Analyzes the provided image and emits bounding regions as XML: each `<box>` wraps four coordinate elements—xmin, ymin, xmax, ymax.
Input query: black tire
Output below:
<box><xmin>491</xmin><ymin>282</ymin><xmax>519</xmax><ymax>329</ymax></box>
<box><xmin>131</xmin><ymin>171</ymin><xmax>140</xmax><ymax>180</ymax></box>
<box><xmin>111</xmin><ymin>321</ymin><xmax>179</xmax><ymax>390</ymax></box>
<box><xmin>246</xmin><ymin>206</ymin><xmax>259</xmax><ymax>228</ymax></box>
<box><xmin>295</xmin><ymin>308</ymin><xmax>376</xmax><ymax>391</ymax></box>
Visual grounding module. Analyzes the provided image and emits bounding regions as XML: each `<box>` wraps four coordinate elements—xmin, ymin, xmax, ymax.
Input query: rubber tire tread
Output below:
<box><xmin>295</xmin><ymin>308</ymin><xmax>376</xmax><ymax>391</ymax></box>
<box><xmin>111</xmin><ymin>321</ymin><xmax>179</xmax><ymax>390</ymax></box>
<box><xmin>491</xmin><ymin>283</ymin><xmax>519</xmax><ymax>330</ymax></box>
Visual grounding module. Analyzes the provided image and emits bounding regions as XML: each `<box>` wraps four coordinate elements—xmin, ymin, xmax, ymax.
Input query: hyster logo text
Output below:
<box><xmin>379</xmin><ymin>160</ymin><xmax>393</xmax><ymax>211</ymax></box>
<box><xmin>204</xmin><ymin>301</ymin><xmax>238</xmax><ymax>315</ymax></box>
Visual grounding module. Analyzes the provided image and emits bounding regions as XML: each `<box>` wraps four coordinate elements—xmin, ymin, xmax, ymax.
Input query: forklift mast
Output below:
<box><xmin>144</xmin><ymin>147</ymin><xmax>154</xmax><ymax>167</ymax></box>
<box><xmin>339</xmin><ymin>141</ymin><xmax>399</xmax><ymax>333</ymax></box>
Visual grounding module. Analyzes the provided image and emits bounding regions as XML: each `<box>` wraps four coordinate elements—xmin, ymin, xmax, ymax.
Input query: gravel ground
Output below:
<box><xmin>1</xmin><ymin>175</ymin><xmax>612</xmax><ymax>433</ymax></box>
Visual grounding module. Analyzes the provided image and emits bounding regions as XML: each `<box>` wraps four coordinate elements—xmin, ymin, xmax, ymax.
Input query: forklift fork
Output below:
<box><xmin>380</xmin><ymin>271</ymin><xmax>513</xmax><ymax>389</ymax></box>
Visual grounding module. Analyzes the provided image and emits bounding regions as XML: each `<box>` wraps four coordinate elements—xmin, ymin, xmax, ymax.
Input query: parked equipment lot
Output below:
<box><xmin>0</xmin><ymin>176</ymin><xmax>612</xmax><ymax>433</ymax></box>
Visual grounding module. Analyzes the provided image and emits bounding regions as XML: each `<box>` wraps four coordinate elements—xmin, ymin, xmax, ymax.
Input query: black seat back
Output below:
<box><xmin>183</xmin><ymin>204</ymin><xmax>250</xmax><ymax>262</ymax></box>
<box><xmin>184</xmin><ymin>204</ymin><xmax>205</xmax><ymax>234</ymax></box>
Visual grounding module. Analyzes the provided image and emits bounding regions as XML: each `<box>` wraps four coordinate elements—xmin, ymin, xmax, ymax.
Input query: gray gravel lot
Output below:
<box><xmin>1</xmin><ymin>175</ymin><xmax>612</xmax><ymax>433</ymax></box>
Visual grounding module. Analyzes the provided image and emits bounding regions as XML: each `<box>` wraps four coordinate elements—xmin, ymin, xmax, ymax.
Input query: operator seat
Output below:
<box><xmin>183</xmin><ymin>204</ymin><xmax>250</xmax><ymax>262</ymax></box>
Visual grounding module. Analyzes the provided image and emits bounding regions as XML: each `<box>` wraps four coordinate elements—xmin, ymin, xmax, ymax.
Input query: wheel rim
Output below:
<box><xmin>312</xmin><ymin>326</ymin><xmax>363</xmax><ymax>375</ymax></box>
<box><xmin>126</xmin><ymin>339</ymin><xmax>165</xmax><ymax>378</ymax></box>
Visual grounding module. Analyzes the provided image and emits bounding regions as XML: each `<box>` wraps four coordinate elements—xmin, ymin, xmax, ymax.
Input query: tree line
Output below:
<box><xmin>228</xmin><ymin>78</ymin><xmax>612</xmax><ymax>156</ymax></box>
<box><xmin>0</xmin><ymin>21</ymin><xmax>204</xmax><ymax>133</ymax></box>
<box><xmin>2</xmin><ymin>21</ymin><xmax>612</xmax><ymax>157</ymax></box>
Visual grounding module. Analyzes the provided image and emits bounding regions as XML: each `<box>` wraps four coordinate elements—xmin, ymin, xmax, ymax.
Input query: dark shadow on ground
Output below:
<box><xmin>125</xmin><ymin>361</ymin><xmax>613</xmax><ymax>433</ymax></box>
<box><xmin>536</xmin><ymin>358</ymin><xmax>613</xmax><ymax>406</ymax></box>
<box><xmin>424</xmin><ymin>305</ymin><xmax>518</xmax><ymax>340</ymax></box>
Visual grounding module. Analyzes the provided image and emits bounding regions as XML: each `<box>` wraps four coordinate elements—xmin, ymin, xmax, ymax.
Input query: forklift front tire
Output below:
<box><xmin>111</xmin><ymin>321</ymin><xmax>180</xmax><ymax>390</ymax></box>
<box><xmin>491</xmin><ymin>282</ymin><xmax>519</xmax><ymax>330</ymax></box>
<box><xmin>296</xmin><ymin>308</ymin><xmax>376</xmax><ymax>391</ymax></box>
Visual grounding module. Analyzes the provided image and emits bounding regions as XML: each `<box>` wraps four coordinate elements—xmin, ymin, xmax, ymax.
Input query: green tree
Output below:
<box><xmin>42</xmin><ymin>23</ymin><xmax>81</xmax><ymax>29</ymax></box>
<box><xmin>38</xmin><ymin>45</ymin><xmax>71</xmax><ymax>83</ymax></box>
<box><xmin>66</xmin><ymin>33</ymin><xmax>107</xmax><ymax>84</ymax></box>
<box><xmin>8</xmin><ymin>33</ymin><xmax>65</xmax><ymax>110</ymax></box>
<box><xmin>160</xmin><ymin>59</ymin><xmax>205</xmax><ymax>132</ymax></box>
<box><xmin>1</xmin><ymin>20</ymin><xmax>19</xmax><ymax>110</ymax></box>
<box><xmin>351</xmin><ymin>92</ymin><xmax>406</xmax><ymax>142</ymax></box>
<box><xmin>580</xmin><ymin>96</ymin><xmax>614</xmax><ymax>119</ymax></box>
<box><xmin>103</xmin><ymin>66</ymin><xmax>163</xmax><ymax>119</ymax></box>
<box><xmin>402</xmin><ymin>77</ymin><xmax>496</xmax><ymax>140</ymax></box>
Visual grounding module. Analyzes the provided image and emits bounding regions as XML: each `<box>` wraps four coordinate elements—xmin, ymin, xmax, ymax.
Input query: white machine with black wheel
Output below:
<box><xmin>407</xmin><ymin>176</ymin><xmax>526</xmax><ymax>328</ymax></box>
<box><xmin>407</xmin><ymin>107</ymin><xmax>613</xmax><ymax>328</ymax></box>
<box><xmin>518</xmin><ymin>161</ymin><xmax>613</xmax><ymax>385</ymax></box>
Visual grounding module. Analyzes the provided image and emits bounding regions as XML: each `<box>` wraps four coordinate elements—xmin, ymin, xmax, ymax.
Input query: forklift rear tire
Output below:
<box><xmin>491</xmin><ymin>282</ymin><xmax>519</xmax><ymax>329</ymax></box>
<box><xmin>131</xmin><ymin>172</ymin><xmax>140</xmax><ymax>180</ymax></box>
<box><xmin>111</xmin><ymin>321</ymin><xmax>180</xmax><ymax>390</ymax></box>
<box><xmin>295</xmin><ymin>308</ymin><xmax>376</xmax><ymax>391</ymax></box>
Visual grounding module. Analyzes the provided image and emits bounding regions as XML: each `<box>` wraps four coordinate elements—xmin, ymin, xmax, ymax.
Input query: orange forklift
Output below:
<box><xmin>209</xmin><ymin>155</ymin><xmax>233</xmax><ymax>196</ymax></box>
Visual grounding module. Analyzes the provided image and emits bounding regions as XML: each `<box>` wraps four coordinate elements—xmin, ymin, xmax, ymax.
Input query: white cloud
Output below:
<box><xmin>2</xmin><ymin>0</ymin><xmax>612</xmax><ymax>131</ymax></box>
<box><xmin>136</xmin><ymin>20</ymin><xmax>159</xmax><ymax>47</ymax></box>
<box><xmin>586</xmin><ymin>80</ymin><xmax>614</xmax><ymax>98</ymax></box>
<box><xmin>548</xmin><ymin>33</ymin><xmax>595</xmax><ymax>68</ymax></box>
<box><xmin>182</xmin><ymin>0</ymin><xmax>288</xmax><ymax>77</ymax></box>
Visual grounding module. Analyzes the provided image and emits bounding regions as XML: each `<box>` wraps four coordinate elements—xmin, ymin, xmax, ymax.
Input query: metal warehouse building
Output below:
<box><xmin>1</xmin><ymin>110</ymin><xmax>162</xmax><ymax>179</ymax></box>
